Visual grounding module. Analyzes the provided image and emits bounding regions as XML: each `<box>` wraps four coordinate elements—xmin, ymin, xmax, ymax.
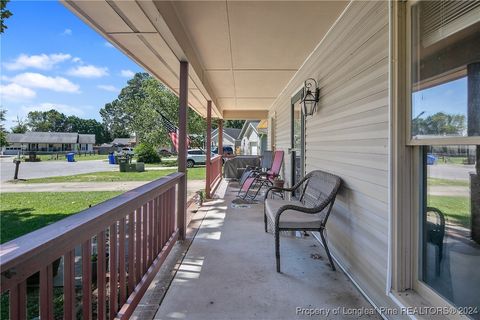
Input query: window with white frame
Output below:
<box><xmin>410</xmin><ymin>1</ymin><xmax>480</xmax><ymax>142</ymax></box>
<box><xmin>408</xmin><ymin>1</ymin><xmax>480</xmax><ymax>316</ymax></box>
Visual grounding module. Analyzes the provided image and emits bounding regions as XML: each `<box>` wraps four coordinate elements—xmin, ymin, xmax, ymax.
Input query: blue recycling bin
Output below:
<box><xmin>66</xmin><ymin>152</ymin><xmax>75</xmax><ymax>162</ymax></box>
<box><xmin>108</xmin><ymin>153</ymin><xmax>116</xmax><ymax>164</ymax></box>
<box><xmin>427</xmin><ymin>154</ymin><xmax>437</xmax><ymax>165</ymax></box>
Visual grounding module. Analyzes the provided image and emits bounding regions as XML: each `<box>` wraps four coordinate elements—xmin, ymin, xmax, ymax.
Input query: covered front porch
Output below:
<box><xmin>7</xmin><ymin>0</ymin><xmax>479</xmax><ymax>319</ymax></box>
<box><xmin>0</xmin><ymin>1</ymin><xmax>385</xmax><ymax>319</ymax></box>
<box><xmin>135</xmin><ymin>181</ymin><xmax>379</xmax><ymax>320</ymax></box>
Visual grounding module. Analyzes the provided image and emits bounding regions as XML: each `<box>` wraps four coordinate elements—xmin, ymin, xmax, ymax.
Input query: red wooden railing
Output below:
<box><xmin>0</xmin><ymin>172</ymin><xmax>184</xmax><ymax>319</ymax></box>
<box><xmin>208</xmin><ymin>155</ymin><xmax>223</xmax><ymax>195</ymax></box>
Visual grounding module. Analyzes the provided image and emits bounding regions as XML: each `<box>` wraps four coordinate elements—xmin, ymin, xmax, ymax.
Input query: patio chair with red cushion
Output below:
<box><xmin>237</xmin><ymin>150</ymin><xmax>284</xmax><ymax>200</ymax></box>
<box><xmin>236</xmin><ymin>151</ymin><xmax>273</xmax><ymax>198</ymax></box>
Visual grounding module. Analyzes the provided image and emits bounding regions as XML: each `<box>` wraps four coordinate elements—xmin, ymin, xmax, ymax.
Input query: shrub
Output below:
<box><xmin>135</xmin><ymin>143</ymin><xmax>160</xmax><ymax>163</ymax></box>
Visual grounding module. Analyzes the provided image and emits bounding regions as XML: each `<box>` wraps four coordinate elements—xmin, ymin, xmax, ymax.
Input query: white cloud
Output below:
<box><xmin>97</xmin><ymin>84</ymin><xmax>119</xmax><ymax>92</ymax></box>
<box><xmin>120</xmin><ymin>69</ymin><xmax>135</xmax><ymax>78</ymax></box>
<box><xmin>4</xmin><ymin>53</ymin><xmax>72</xmax><ymax>71</ymax></box>
<box><xmin>104</xmin><ymin>42</ymin><xmax>114</xmax><ymax>48</ymax></box>
<box><xmin>21</xmin><ymin>103</ymin><xmax>85</xmax><ymax>117</ymax></box>
<box><xmin>72</xmin><ymin>57</ymin><xmax>82</xmax><ymax>63</ymax></box>
<box><xmin>67</xmin><ymin>65</ymin><xmax>108</xmax><ymax>78</ymax></box>
<box><xmin>0</xmin><ymin>83</ymin><xmax>36</xmax><ymax>101</ymax></box>
<box><xmin>62</xmin><ymin>28</ymin><xmax>72</xmax><ymax>36</ymax></box>
<box><xmin>10</xmin><ymin>72</ymin><xmax>80</xmax><ymax>93</ymax></box>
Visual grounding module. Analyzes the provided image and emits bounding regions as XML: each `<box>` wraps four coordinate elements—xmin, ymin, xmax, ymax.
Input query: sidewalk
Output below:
<box><xmin>0</xmin><ymin>180</ymin><xmax>205</xmax><ymax>199</ymax></box>
<box><xmin>428</xmin><ymin>185</ymin><xmax>470</xmax><ymax>197</ymax></box>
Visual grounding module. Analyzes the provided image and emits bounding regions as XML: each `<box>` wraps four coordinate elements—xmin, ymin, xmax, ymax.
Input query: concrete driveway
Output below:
<box><xmin>0</xmin><ymin>157</ymin><xmax>116</xmax><ymax>182</ymax></box>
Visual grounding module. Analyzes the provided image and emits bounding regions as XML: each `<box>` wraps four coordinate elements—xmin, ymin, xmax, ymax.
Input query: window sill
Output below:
<box><xmin>390</xmin><ymin>289</ymin><xmax>470</xmax><ymax>320</ymax></box>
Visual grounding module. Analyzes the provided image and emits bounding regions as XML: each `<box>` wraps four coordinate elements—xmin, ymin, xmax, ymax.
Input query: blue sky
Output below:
<box><xmin>412</xmin><ymin>77</ymin><xmax>467</xmax><ymax>120</ymax></box>
<box><xmin>0</xmin><ymin>1</ymin><xmax>143</xmax><ymax>129</ymax></box>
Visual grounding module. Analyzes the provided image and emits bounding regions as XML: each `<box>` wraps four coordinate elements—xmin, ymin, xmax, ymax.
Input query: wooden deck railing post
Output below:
<box><xmin>64</xmin><ymin>250</ymin><xmax>75</xmax><ymax>320</ymax></box>
<box><xmin>206</xmin><ymin>100</ymin><xmax>212</xmax><ymax>198</ymax></box>
<box><xmin>178</xmin><ymin>61</ymin><xmax>188</xmax><ymax>240</ymax></box>
<box><xmin>82</xmin><ymin>239</ymin><xmax>92</xmax><ymax>320</ymax></box>
<box><xmin>218</xmin><ymin>119</ymin><xmax>223</xmax><ymax>156</ymax></box>
<box><xmin>110</xmin><ymin>222</ymin><xmax>118</xmax><ymax>319</ymax></box>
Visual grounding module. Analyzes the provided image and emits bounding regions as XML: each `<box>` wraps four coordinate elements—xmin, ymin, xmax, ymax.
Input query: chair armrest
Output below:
<box><xmin>264</xmin><ymin>185</ymin><xmax>295</xmax><ymax>200</ymax></box>
<box><xmin>289</xmin><ymin>175</ymin><xmax>312</xmax><ymax>192</ymax></box>
<box><xmin>277</xmin><ymin>203</ymin><xmax>324</xmax><ymax>215</ymax></box>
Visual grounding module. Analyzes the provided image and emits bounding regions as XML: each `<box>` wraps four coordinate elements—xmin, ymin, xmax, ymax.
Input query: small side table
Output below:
<box><xmin>271</xmin><ymin>180</ymin><xmax>285</xmax><ymax>199</ymax></box>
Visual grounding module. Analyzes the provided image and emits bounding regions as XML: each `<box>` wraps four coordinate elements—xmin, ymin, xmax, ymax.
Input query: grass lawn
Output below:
<box><xmin>21</xmin><ymin>167</ymin><xmax>205</xmax><ymax>183</ymax></box>
<box><xmin>427</xmin><ymin>177</ymin><xmax>470</xmax><ymax>187</ymax></box>
<box><xmin>428</xmin><ymin>195</ymin><xmax>470</xmax><ymax>228</ymax></box>
<box><xmin>443</xmin><ymin>156</ymin><xmax>467</xmax><ymax>165</ymax></box>
<box><xmin>0</xmin><ymin>191</ymin><xmax>121</xmax><ymax>244</ymax></box>
<box><xmin>145</xmin><ymin>158</ymin><xmax>178</xmax><ymax>167</ymax></box>
<box><xmin>435</xmin><ymin>156</ymin><xmax>469</xmax><ymax>165</ymax></box>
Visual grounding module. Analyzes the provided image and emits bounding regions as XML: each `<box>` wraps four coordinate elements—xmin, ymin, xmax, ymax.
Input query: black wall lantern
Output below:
<box><xmin>301</xmin><ymin>78</ymin><xmax>320</xmax><ymax>117</ymax></box>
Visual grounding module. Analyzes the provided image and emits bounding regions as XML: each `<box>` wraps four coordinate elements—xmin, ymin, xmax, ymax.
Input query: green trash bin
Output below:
<box><xmin>119</xmin><ymin>158</ymin><xmax>128</xmax><ymax>172</ymax></box>
<box><xmin>126</xmin><ymin>163</ymin><xmax>137</xmax><ymax>172</ymax></box>
<box><xmin>136</xmin><ymin>162</ymin><xmax>145</xmax><ymax>172</ymax></box>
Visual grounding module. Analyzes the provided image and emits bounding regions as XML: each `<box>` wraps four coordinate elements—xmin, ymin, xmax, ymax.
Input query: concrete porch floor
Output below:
<box><xmin>139</xmin><ymin>181</ymin><xmax>381</xmax><ymax>320</ymax></box>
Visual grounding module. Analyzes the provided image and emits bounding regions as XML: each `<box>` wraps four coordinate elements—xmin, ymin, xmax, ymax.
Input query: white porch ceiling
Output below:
<box><xmin>62</xmin><ymin>0</ymin><xmax>347</xmax><ymax>119</ymax></box>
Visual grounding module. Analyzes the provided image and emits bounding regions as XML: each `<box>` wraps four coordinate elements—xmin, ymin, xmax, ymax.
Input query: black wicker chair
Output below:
<box><xmin>264</xmin><ymin>170</ymin><xmax>342</xmax><ymax>272</ymax></box>
<box><xmin>426</xmin><ymin>207</ymin><xmax>445</xmax><ymax>276</ymax></box>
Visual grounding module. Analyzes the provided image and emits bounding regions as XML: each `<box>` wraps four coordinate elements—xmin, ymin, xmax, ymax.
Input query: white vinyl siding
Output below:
<box><xmin>269</xmin><ymin>1</ymin><xmax>400</xmax><ymax>314</ymax></box>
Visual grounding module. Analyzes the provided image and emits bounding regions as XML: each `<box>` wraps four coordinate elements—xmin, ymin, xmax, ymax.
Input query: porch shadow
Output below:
<box><xmin>140</xmin><ymin>181</ymin><xmax>381</xmax><ymax>320</ymax></box>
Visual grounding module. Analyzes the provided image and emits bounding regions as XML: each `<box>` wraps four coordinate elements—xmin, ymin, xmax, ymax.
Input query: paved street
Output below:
<box><xmin>428</xmin><ymin>164</ymin><xmax>475</xmax><ymax>181</ymax></box>
<box><xmin>0</xmin><ymin>157</ymin><xmax>117</xmax><ymax>182</ymax></box>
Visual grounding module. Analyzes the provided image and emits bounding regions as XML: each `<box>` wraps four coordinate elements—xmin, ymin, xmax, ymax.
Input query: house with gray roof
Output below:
<box><xmin>238</xmin><ymin>121</ymin><xmax>261</xmax><ymax>155</ymax></box>
<box><xmin>2</xmin><ymin>132</ymin><xmax>96</xmax><ymax>155</ymax></box>
<box><xmin>211</xmin><ymin>128</ymin><xmax>242</xmax><ymax>153</ymax></box>
<box><xmin>111</xmin><ymin>137</ymin><xmax>137</xmax><ymax>147</ymax></box>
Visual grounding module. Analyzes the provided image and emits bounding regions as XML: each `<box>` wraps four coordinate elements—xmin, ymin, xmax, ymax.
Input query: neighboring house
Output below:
<box><xmin>95</xmin><ymin>143</ymin><xmax>116</xmax><ymax>155</ymax></box>
<box><xmin>111</xmin><ymin>137</ymin><xmax>137</xmax><ymax>147</ymax></box>
<box><xmin>3</xmin><ymin>132</ymin><xmax>95</xmax><ymax>155</ymax></box>
<box><xmin>78</xmin><ymin>134</ymin><xmax>96</xmax><ymax>151</ymax></box>
<box><xmin>238</xmin><ymin>121</ymin><xmax>260</xmax><ymax>155</ymax></box>
<box><xmin>211</xmin><ymin>127</ymin><xmax>241</xmax><ymax>152</ymax></box>
<box><xmin>257</xmin><ymin>119</ymin><xmax>268</xmax><ymax>155</ymax></box>
<box><xmin>3</xmin><ymin>133</ymin><xmax>24</xmax><ymax>155</ymax></box>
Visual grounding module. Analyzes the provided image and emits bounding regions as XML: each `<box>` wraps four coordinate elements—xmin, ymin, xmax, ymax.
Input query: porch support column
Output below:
<box><xmin>178</xmin><ymin>61</ymin><xmax>188</xmax><ymax>240</ymax></box>
<box><xmin>218</xmin><ymin>119</ymin><xmax>223</xmax><ymax>156</ymax></box>
<box><xmin>468</xmin><ymin>62</ymin><xmax>480</xmax><ymax>244</ymax></box>
<box><xmin>205</xmin><ymin>101</ymin><xmax>212</xmax><ymax>199</ymax></box>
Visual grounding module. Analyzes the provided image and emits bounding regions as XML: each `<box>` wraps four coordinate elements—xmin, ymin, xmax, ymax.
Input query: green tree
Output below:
<box><xmin>100</xmin><ymin>72</ymin><xmax>207</xmax><ymax>148</ymax></box>
<box><xmin>65</xmin><ymin>116</ymin><xmax>111</xmax><ymax>144</ymax></box>
<box><xmin>0</xmin><ymin>109</ymin><xmax>7</xmax><ymax>147</ymax></box>
<box><xmin>224</xmin><ymin>120</ymin><xmax>245</xmax><ymax>129</ymax></box>
<box><xmin>412</xmin><ymin>112</ymin><xmax>466</xmax><ymax>136</ymax></box>
<box><xmin>99</xmin><ymin>100</ymin><xmax>131</xmax><ymax>139</ymax></box>
<box><xmin>27</xmin><ymin>109</ymin><xmax>67</xmax><ymax>132</ymax></box>
<box><xmin>11</xmin><ymin>116</ymin><xmax>28</xmax><ymax>133</ymax></box>
<box><xmin>135</xmin><ymin>142</ymin><xmax>160</xmax><ymax>163</ymax></box>
<box><xmin>0</xmin><ymin>0</ymin><xmax>12</xmax><ymax>34</ymax></box>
